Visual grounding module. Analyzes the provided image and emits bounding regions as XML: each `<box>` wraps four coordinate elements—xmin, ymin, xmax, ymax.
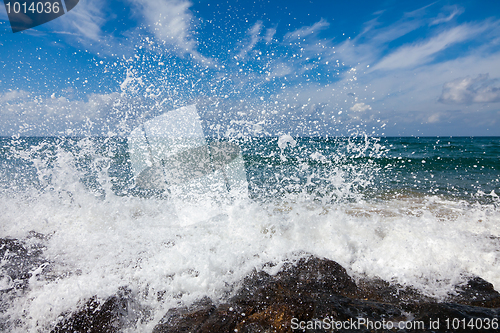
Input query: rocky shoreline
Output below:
<box><xmin>2</xmin><ymin>237</ymin><xmax>500</xmax><ymax>332</ymax></box>
<box><xmin>150</xmin><ymin>257</ymin><xmax>500</xmax><ymax>332</ymax></box>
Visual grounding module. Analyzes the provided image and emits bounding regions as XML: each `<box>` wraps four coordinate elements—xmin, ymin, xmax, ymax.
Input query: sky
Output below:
<box><xmin>0</xmin><ymin>0</ymin><xmax>500</xmax><ymax>137</ymax></box>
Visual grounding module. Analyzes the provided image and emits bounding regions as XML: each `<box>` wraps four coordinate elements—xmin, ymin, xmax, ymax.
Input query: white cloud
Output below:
<box><xmin>227</xmin><ymin>4</ymin><xmax>500</xmax><ymax>134</ymax></box>
<box><xmin>4</xmin><ymin>2</ymin><xmax>500</xmax><ymax>136</ymax></box>
<box><xmin>50</xmin><ymin>0</ymin><xmax>207</xmax><ymax>60</ymax></box>
<box><xmin>265</xmin><ymin>27</ymin><xmax>276</xmax><ymax>43</ymax></box>
<box><xmin>427</xmin><ymin>113</ymin><xmax>441</xmax><ymax>124</ymax></box>
<box><xmin>284</xmin><ymin>19</ymin><xmax>329</xmax><ymax>40</ymax></box>
<box><xmin>127</xmin><ymin>0</ymin><xmax>212</xmax><ymax>62</ymax></box>
<box><xmin>56</xmin><ymin>0</ymin><xmax>107</xmax><ymax>42</ymax></box>
<box><xmin>356</xmin><ymin>14</ymin><xmax>420</xmax><ymax>46</ymax></box>
<box><xmin>238</xmin><ymin>21</ymin><xmax>263</xmax><ymax>58</ymax></box>
<box><xmin>0</xmin><ymin>90</ymin><xmax>30</xmax><ymax>103</ymax></box>
<box><xmin>430</xmin><ymin>5</ymin><xmax>464</xmax><ymax>26</ymax></box>
<box><xmin>43</xmin><ymin>0</ymin><xmax>140</xmax><ymax>57</ymax></box>
<box><xmin>350</xmin><ymin>103</ymin><xmax>372</xmax><ymax>112</ymax></box>
<box><xmin>439</xmin><ymin>74</ymin><xmax>500</xmax><ymax>104</ymax></box>
<box><xmin>268</xmin><ymin>62</ymin><xmax>293</xmax><ymax>79</ymax></box>
<box><xmin>372</xmin><ymin>24</ymin><xmax>486</xmax><ymax>71</ymax></box>
<box><xmin>0</xmin><ymin>92</ymin><xmax>147</xmax><ymax>136</ymax></box>
<box><xmin>273</xmin><ymin>8</ymin><xmax>500</xmax><ymax>134</ymax></box>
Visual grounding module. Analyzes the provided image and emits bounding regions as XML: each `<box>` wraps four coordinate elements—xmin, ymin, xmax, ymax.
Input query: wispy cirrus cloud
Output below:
<box><xmin>237</xmin><ymin>21</ymin><xmax>263</xmax><ymax>59</ymax></box>
<box><xmin>4</xmin><ymin>1</ymin><xmax>500</xmax><ymax>136</ymax></box>
<box><xmin>249</xmin><ymin>3</ymin><xmax>500</xmax><ymax>135</ymax></box>
<box><xmin>371</xmin><ymin>23</ymin><xmax>487</xmax><ymax>71</ymax></box>
<box><xmin>284</xmin><ymin>18</ymin><xmax>329</xmax><ymax>40</ymax></box>
<box><xmin>430</xmin><ymin>5</ymin><xmax>464</xmax><ymax>26</ymax></box>
<box><xmin>51</xmin><ymin>0</ymin><xmax>107</xmax><ymax>42</ymax></box>
<box><xmin>50</xmin><ymin>0</ymin><xmax>209</xmax><ymax>61</ymax></box>
<box><xmin>45</xmin><ymin>0</ymin><xmax>136</xmax><ymax>56</ymax></box>
<box><xmin>127</xmin><ymin>0</ymin><xmax>207</xmax><ymax>60</ymax></box>
<box><xmin>264</xmin><ymin>26</ymin><xmax>277</xmax><ymax>43</ymax></box>
<box><xmin>65</xmin><ymin>0</ymin><xmax>107</xmax><ymax>41</ymax></box>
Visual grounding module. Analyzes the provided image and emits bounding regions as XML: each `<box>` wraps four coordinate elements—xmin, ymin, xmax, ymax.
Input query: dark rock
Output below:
<box><xmin>153</xmin><ymin>256</ymin><xmax>408</xmax><ymax>333</ymax></box>
<box><xmin>449</xmin><ymin>276</ymin><xmax>500</xmax><ymax>308</ymax></box>
<box><xmin>153</xmin><ymin>297</ymin><xmax>217</xmax><ymax>333</ymax></box>
<box><xmin>1</xmin><ymin>235</ymin><xmax>50</xmax><ymax>331</ymax></box>
<box><xmin>50</xmin><ymin>287</ymin><xmax>144</xmax><ymax>333</ymax></box>
<box><xmin>1</xmin><ymin>236</ymin><xmax>48</xmax><ymax>291</ymax></box>
<box><xmin>276</xmin><ymin>256</ymin><xmax>358</xmax><ymax>296</ymax></box>
<box><xmin>2</xmin><ymin>239</ymin><xmax>499</xmax><ymax>333</ymax></box>
<box><xmin>153</xmin><ymin>255</ymin><xmax>500</xmax><ymax>333</ymax></box>
<box><xmin>356</xmin><ymin>277</ymin><xmax>434</xmax><ymax>305</ymax></box>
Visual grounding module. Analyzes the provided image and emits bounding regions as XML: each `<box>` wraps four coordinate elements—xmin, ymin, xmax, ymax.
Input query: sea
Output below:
<box><xmin>0</xmin><ymin>135</ymin><xmax>499</xmax><ymax>331</ymax></box>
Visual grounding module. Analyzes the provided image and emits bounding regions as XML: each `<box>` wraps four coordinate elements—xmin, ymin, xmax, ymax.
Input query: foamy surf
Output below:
<box><xmin>0</xmin><ymin>135</ymin><xmax>499</xmax><ymax>331</ymax></box>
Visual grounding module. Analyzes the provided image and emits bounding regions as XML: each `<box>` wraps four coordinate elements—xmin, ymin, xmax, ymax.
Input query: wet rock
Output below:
<box><xmin>449</xmin><ymin>276</ymin><xmax>500</xmax><ymax>308</ymax></box>
<box><xmin>11</xmin><ymin>249</ymin><xmax>496</xmax><ymax>333</ymax></box>
<box><xmin>1</xmin><ymin>234</ymin><xmax>50</xmax><ymax>331</ymax></box>
<box><xmin>0</xmin><ymin>235</ymin><xmax>48</xmax><ymax>291</ymax></box>
<box><xmin>153</xmin><ymin>256</ymin><xmax>500</xmax><ymax>333</ymax></box>
<box><xmin>50</xmin><ymin>287</ymin><xmax>144</xmax><ymax>333</ymax></box>
<box><xmin>356</xmin><ymin>277</ymin><xmax>435</xmax><ymax>305</ymax></box>
<box><xmin>153</xmin><ymin>297</ymin><xmax>218</xmax><ymax>332</ymax></box>
<box><xmin>153</xmin><ymin>256</ymin><xmax>406</xmax><ymax>333</ymax></box>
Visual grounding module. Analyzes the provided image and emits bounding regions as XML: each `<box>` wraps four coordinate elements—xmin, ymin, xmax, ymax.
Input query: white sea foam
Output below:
<box><xmin>0</xmin><ymin>139</ymin><xmax>499</xmax><ymax>332</ymax></box>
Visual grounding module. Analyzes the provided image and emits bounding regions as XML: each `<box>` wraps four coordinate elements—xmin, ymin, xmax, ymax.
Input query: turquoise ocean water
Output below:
<box><xmin>1</xmin><ymin>136</ymin><xmax>498</xmax><ymax>203</ymax></box>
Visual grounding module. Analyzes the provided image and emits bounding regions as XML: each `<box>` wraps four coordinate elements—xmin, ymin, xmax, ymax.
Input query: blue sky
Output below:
<box><xmin>0</xmin><ymin>0</ymin><xmax>499</xmax><ymax>136</ymax></box>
